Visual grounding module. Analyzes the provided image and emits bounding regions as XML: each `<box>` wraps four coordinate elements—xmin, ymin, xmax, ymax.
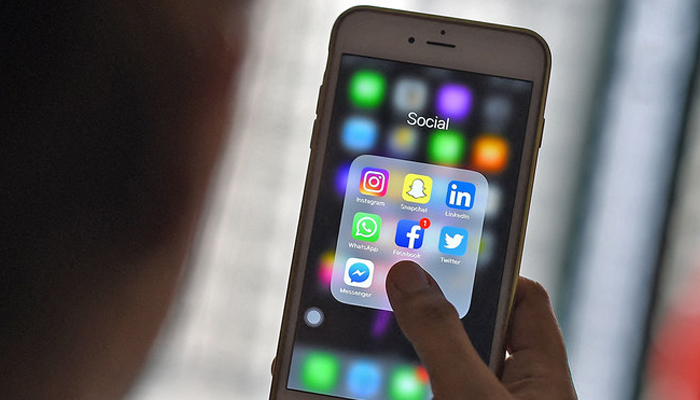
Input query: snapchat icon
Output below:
<box><xmin>402</xmin><ymin>173</ymin><xmax>432</xmax><ymax>204</ymax></box>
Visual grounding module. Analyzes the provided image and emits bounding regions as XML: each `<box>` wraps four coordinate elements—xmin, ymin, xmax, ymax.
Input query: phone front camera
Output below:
<box><xmin>441</xmin><ymin>29</ymin><xmax>446</xmax><ymax>35</ymax></box>
<box><xmin>408</xmin><ymin>37</ymin><xmax>415</xmax><ymax>43</ymax></box>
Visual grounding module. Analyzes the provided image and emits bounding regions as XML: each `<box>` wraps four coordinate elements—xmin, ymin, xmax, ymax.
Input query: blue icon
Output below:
<box><xmin>446</xmin><ymin>180</ymin><xmax>476</xmax><ymax>210</ymax></box>
<box><xmin>395</xmin><ymin>219</ymin><xmax>424</xmax><ymax>249</ymax></box>
<box><xmin>439</xmin><ymin>226</ymin><xmax>469</xmax><ymax>256</ymax></box>
<box><xmin>348</xmin><ymin>263</ymin><xmax>369</xmax><ymax>283</ymax></box>
<box><xmin>342</xmin><ymin>116</ymin><xmax>378</xmax><ymax>152</ymax></box>
<box><xmin>344</xmin><ymin>258</ymin><xmax>374</xmax><ymax>288</ymax></box>
<box><xmin>346</xmin><ymin>360</ymin><xmax>382</xmax><ymax>398</ymax></box>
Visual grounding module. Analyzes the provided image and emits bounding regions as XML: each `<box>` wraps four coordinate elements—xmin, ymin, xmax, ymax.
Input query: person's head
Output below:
<box><xmin>1</xmin><ymin>1</ymin><xmax>249</xmax><ymax>398</ymax></box>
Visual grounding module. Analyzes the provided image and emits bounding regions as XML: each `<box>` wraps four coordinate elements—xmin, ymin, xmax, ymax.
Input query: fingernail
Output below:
<box><xmin>388</xmin><ymin>261</ymin><xmax>430</xmax><ymax>294</ymax></box>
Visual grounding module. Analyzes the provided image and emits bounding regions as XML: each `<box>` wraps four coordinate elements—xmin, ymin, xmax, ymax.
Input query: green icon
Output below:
<box><xmin>349</xmin><ymin>70</ymin><xmax>386</xmax><ymax>108</ymax></box>
<box><xmin>300</xmin><ymin>351</ymin><xmax>340</xmax><ymax>393</ymax></box>
<box><xmin>389</xmin><ymin>366</ymin><xmax>427</xmax><ymax>400</ymax></box>
<box><xmin>427</xmin><ymin>130</ymin><xmax>466</xmax><ymax>166</ymax></box>
<box><xmin>352</xmin><ymin>212</ymin><xmax>381</xmax><ymax>242</ymax></box>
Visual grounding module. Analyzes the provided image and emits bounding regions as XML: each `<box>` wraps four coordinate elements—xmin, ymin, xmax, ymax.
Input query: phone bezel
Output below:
<box><xmin>270</xmin><ymin>6</ymin><xmax>551</xmax><ymax>399</ymax></box>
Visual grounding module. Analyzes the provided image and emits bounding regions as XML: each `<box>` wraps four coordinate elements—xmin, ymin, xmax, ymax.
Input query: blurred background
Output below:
<box><xmin>127</xmin><ymin>0</ymin><xmax>700</xmax><ymax>399</ymax></box>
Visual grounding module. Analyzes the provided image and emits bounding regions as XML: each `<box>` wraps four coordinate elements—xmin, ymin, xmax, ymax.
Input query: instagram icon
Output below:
<box><xmin>359</xmin><ymin>167</ymin><xmax>389</xmax><ymax>197</ymax></box>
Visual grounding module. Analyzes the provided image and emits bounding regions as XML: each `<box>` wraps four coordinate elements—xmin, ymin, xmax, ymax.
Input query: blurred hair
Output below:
<box><xmin>0</xmin><ymin>0</ymin><xmax>239</xmax><ymax>364</ymax></box>
<box><xmin>3</xmin><ymin>2</ymin><xmax>199</xmax><ymax>262</ymax></box>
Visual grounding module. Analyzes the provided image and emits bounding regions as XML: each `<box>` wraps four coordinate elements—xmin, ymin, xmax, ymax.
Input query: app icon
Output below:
<box><xmin>402</xmin><ymin>173</ymin><xmax>432</xmax><ymax>204</ymax></box>
<box><xmin>478</xmin><ymin>230</ymin><xmax>495</xmax><ymax>265</ymax></box>
<box><xmin>472</xmin><ymin>134</ymin><xmax>509</xmax><ymax>174</ymax></box>
<box><xmin>317</xmin><ymin>250</ymin><xmax>335</xmax><ymax>288</ymax></box>
<box><xmin>436</xmin><ymin>83</ymin><xmax>472</xmax><ymax>121</ymax></box>
<box><xmin>334</xmin><ymin>163</ymin><xmax>350</xmax><ymax>197</ymax></box>
<box><xmin>485</xmin><ymin>184</ymin><xmax>501</xmax><ymax>218</ymax></box>
<box><xmin>388</xmin><ymin>366</ymin><xmax>428</xmax><ymax>400</ymax></box>
<box><xmin>427</xmin><ymin>130</ymin><xmax>466</xmax><ymax>166</ymax></box>
<box><xmin>395</xmin><ymin>219</ymin><xmax>425</xmax><ymax>249</ymax></box>
<box><xmin>387</xmin><ymin>125</ymin><xmax>419</xmax><ymax>157</ymax></box>
<box><xmin>344</xmin><ymin>258</ymin><xmax>375</xmax><ymax>288</ymax></box>
<box><xmin>341</xmin><ymin>116</ymin><xmax>378</xmax><ymax>153</ymax></box>
<box><xmin>300</xmin><ymin>351</ymin><xmax>340</xmax><ymax>393</ymax></box>
<box><xmin>439</xmin><ymin>226</ymin><xmax>469</xmax><ymax>256</ymax></box>
<box><xmin>483</xmin><ymin>95</ymin><xmax>512</xmax><ymax>130</ymax></box>
<box><xmin>393</xmin><ymin>78</ymin><xmax>428</xmax><ymax>112</ymax></box>
<box><xmin>446</xmin><ymin>181</ymin><xmax>476</xmax><ymax>210</ymax></box>
<box><xmin>349</xmin><ymin>70</ymin><xmax>386</xmax><ymax>108</ymax></box>
<box><xmin>346</xmin><ymin>360</ymin><xmax>382</xmax><ymax>398</ymax></box>
<box><xmin>359</xmin><ymin>167</ymin><xmax>389</xmax><ymax>197</ymax></box>
<box><xmin>352</xmin><ymin>212</ymin><xmax>381</xmax><ymax>242</ymax></box>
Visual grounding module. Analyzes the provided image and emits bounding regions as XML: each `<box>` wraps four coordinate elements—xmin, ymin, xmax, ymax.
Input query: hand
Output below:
<box><xmin>386</xmin><ymin>260</ymin><xmax>577</xmax><ymax>400</ymax></box>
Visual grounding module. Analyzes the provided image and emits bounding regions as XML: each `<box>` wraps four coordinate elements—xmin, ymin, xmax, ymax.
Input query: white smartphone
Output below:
<box><xmin>270</xmin><ymin>6</ymin><xmax>550</xmax><ymax>400</ymax></box>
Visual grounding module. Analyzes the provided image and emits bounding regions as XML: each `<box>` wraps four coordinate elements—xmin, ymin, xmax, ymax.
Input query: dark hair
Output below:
<box><xmin>2</xmin><ymin>2</ymin><xmax>200</xmax><ymax>259</ymax></box>
<box><xmin>1</xmin><ymin>0</ymin><xmax>198</xmax><ymax>352</ymax></box>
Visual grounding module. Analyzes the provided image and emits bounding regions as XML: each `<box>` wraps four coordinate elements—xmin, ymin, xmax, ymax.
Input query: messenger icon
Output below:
<box><xmin>344</xmin><ymin>258</ymin><xmax>375</xmax><ymax>288</ymax></box>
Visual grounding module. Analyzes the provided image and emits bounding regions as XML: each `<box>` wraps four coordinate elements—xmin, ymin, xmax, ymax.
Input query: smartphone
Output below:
<box><xmin>270</xmin><ymin>6</ymin><xmax>550</xmax><ymax>400</ymax></box>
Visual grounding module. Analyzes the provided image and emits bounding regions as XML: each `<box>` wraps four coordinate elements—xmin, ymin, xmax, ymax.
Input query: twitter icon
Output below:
<box><xmin>439</xmin><ymin>226</ymin><xmax>469</xmax><ymax>256</ymax></box>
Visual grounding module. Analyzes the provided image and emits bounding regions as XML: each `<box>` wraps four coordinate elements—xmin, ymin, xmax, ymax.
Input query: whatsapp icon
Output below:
<box><xmin>351</xmin><ymin>212</ymin><xmax>381</xmax><ymax>242</ymax></box>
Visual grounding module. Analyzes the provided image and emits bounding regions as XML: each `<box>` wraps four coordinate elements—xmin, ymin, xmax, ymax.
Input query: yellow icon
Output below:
<box><xmin>402</xmin><ymin>173</ymin><xmax>432</xmax><ymax>204</ymax></box>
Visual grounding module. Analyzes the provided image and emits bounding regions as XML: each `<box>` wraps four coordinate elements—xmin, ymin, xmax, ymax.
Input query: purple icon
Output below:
<box><xmin>371</xmin><ymin>310</ymin><xmax>392</xmax><ymax>338</ymax></box>
<box><xmin>436</xmin><ymin>84</ymin><xmax>472</xmax><ymax>121</ymax></box>
<box><xmin>334</xmin><ymin>163</ymin><xmax>350</xmax><ymax>196</ymax></box>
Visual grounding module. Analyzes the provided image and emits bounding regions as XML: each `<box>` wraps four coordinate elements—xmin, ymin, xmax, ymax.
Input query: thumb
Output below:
<box><xmin>386</xmin><ymin>261</ymin><xmax>509</xmax><ymax>399</ymax></box>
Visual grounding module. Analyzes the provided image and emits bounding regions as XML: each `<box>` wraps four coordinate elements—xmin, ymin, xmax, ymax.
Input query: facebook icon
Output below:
<box><xmin>395</xmin><ymin>219</ymin><xmax>425</xmax><ymax>249</ymax></box>
<box><xmin>446</xmin><ymin>180</ymin><xmax>476</xmax><ymax>210</ymax></box>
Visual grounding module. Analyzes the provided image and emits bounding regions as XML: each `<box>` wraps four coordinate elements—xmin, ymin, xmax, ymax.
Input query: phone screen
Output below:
<box><xmin>286</xmin><ymin>54</ymin><xmax>533</xmax><ymax>399</ymax></box>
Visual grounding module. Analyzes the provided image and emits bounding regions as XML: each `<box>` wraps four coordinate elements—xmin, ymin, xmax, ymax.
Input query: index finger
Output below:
<box><xmin>386</xmin><ymin>261</ymin><xmax>510</xmax><ymax>399</ymax></box>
